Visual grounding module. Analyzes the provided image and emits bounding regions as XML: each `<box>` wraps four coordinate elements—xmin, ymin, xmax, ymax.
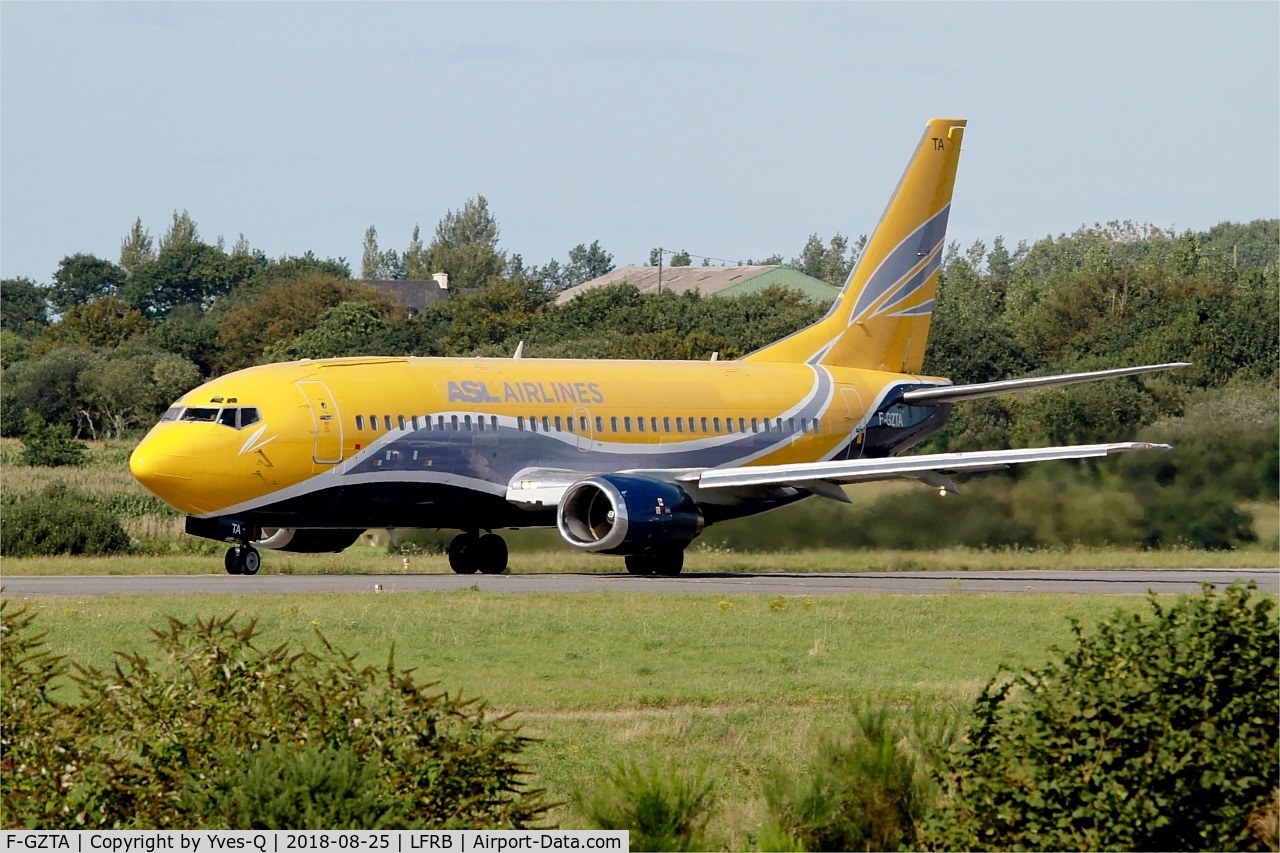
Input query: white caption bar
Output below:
<box><xmin>1</xmin><ymin>832</ymin><xmax>628</xmax><ymax>853</ymax></box>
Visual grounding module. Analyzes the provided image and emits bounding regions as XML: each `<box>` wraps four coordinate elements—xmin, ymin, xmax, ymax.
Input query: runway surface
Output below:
<box><xmin>3</xmin><ymin>569</ymin><xmax>1276</xmax><ymax>598</ymax></box>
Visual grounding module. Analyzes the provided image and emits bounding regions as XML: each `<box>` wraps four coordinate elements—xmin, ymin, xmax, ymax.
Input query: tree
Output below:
<box><xmin>214</xmin><ymin>273</ymin><xmax>392</xmax><ymax>372</ymax></box>
<box><xmin>404</xmin><ymin>224</ymin><xmax>429</xmax><ymax>278</ymax></box>
<box><xmin>263</xmin><ymin>301</ymin><xmax>394</xmax><ymax>361</ymax></box>
<box><xmin>53</xmin><ymin>296</ymin><xmax>151</xmax><ymax>348</ymax></box>
<box><xmin>49</xmin><ymin>254</ymin><xmax>126</xmax><ymax>312</ymax></box>
<box><xmin>565</xmin><ymin>240</ymin><xmax>614</xmax><ymax>285</ymax></box>
<box><xmin>159</xmin><ymin>209</ymin><xmax>199</xmax><ymax>253</ymax></box>
<box><xmin>0</xmin><ymin>346</ymin><xmax>105</xmax><ymax>437</ymax></box>
<box><xmin>361</xmin><ymin>226</ymin><xmax>381</xmax><ymax>279</ymax></box>
<box><xmin>424</xmin><ymin>196</ymin><xmax>506</xmax><ymax>290</ymax></box>
<box><xmin>791</xmin><ymin>233</ymin><xmax>858</xmax><ymax>287</ymax></box>
<box><xmin>0</xmin><ymin>277</ymin><xmax>50</xmax><ymax>335</ymax></box>
<box><xmin>123</xmin><ymin>240</ymin><xmax>255</xmax><ymax>317</ymax></box>
<box><xmin>119</xmin><ymin>217</ymin><xmax>156</xmax><ymax>276</ymax></box>
<box><xmin>669</xmin><ymin>250</ymin><xmax>692</xmax><ymax>267</ymax></box>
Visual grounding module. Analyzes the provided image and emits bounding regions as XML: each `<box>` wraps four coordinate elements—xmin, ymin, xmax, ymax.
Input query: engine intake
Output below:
<box><xmin>557</xmin><ymin>475</ymin><xmax>703</xmax><ymax>555</ymax></box>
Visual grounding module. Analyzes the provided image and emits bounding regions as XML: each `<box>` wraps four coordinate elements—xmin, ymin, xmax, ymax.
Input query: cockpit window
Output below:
<box><xmin>174</xmin><ymin>406</ymin><xmax>262</xmax><ymax>429</ymax></box>
<box><xmin>181</xmin><ymin>407</ymin><xmax>219</xmax><ymax>422</ymax></box>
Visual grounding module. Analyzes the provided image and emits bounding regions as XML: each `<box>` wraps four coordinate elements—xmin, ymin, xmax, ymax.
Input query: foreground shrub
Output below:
<box><xmin>1</xmin><ymin>607</ymin><xmax>547</xmax><ymax>829</ymax></box>
<box><xmin>926</xmin><ymin>583</ymin><xmax>1279</xmax><ymax>851</ymax></box>
<box><xmin>0</xmin><ymin>483</ymin><xmax>130</xmax><ymax>557</ymax></box>
<box><xmin>575</xmin><ymin>760</ymin><xmax>713</xmax><ymax>852</ymax></box>
<box><xmin>763</xmin><ymin>704</ymin><xmax>955</xmax><ymax>851</ymax></box>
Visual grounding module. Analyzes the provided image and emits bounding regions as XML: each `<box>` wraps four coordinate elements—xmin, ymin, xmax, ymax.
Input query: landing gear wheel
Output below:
<box><xmin>240</xmin><ymin>547</ymin><xmax>261</xmax><ymax>576</ymax></box>
<box><xmin>477</xmin><ymin>533</ymin><xmax>508</xmax><ymax>575</ymax></box>
<box><xmin>224</xmin><ymin>546</ymin><xmax>261</xmax><ymax>576</ymax></box>
<box><xmin>625</xmin><ymin>550</ymin><xmax>684</xmax><ymax>576</ymax></box>
<box><xmin>448</xmin><ymin>534</ymin><xmax>479</xmax><ymax>574</ymax></box>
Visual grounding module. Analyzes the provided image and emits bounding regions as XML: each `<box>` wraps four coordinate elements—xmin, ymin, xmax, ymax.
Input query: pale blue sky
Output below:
<box><xmin>3</xmin><ymin>2</ymin><xmax>1277</xmax><ymax>282</ymax></box>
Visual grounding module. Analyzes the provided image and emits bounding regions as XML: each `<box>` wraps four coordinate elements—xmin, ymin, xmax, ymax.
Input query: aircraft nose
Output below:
<box><xmin>129</xmin><ymin>440</ymin><xmax>192</xmax><ymax>502</ymax></box>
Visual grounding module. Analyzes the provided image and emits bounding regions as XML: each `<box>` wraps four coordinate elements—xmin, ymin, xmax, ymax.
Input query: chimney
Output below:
<box><xmin>432</xmin><ymin>272</ymin><xmax>449</xmax><ymax>290</ymax></box>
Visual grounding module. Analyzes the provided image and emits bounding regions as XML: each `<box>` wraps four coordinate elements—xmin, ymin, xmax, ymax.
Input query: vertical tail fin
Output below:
<box><xmin>744</xmin><ymin>118</ymin><xmax>966</xmax><ymax>373</ymax></box>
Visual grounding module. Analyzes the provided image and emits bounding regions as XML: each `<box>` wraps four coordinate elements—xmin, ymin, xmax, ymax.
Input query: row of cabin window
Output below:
<box><xmin>352</xmin><ymin>413</ymin><xmax>821</xmax><ymax>436</ymax></box>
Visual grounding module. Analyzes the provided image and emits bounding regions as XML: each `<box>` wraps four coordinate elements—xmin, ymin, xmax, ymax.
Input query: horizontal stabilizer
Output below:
<box><xmin>687</xmin><ymin>442</ymin><xmax>1171</xmax><ymax>492</ymax></box>
<box><xmin>901</xmin><ymin>363</ymin><xmax>1190</xmax><ymax>405</ymax></box>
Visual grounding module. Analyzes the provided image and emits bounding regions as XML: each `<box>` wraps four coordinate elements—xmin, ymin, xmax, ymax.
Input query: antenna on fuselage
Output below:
<box><xmin>513</xmin><ymin>341</ymin><xmax>525</xmax><ymax>359</ymax></box>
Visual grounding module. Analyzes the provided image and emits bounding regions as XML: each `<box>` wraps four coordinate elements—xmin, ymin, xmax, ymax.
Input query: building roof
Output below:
<box><xmin>555</xmin><ymin>265</ymin><xmax>839</xmax><ymax>306</ymax></box>
<box><xmin>362</xmin><ymin>279</ymin><xmax>450</xmax><ymax>314</ymax></box>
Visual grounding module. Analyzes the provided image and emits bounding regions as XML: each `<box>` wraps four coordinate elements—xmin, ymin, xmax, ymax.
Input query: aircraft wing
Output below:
<box><xmin>507</xmin><ymin>442</ymin><xmax>1170</xmax><ymax>508</ymax></box>
<box><xmin>675</xmin><ymin>442</ymin><xmax>1171</xmax><ymax>496</ymax></box>
<box><xmin>901</xmin><ymin>363</ymin><xmax>1190</xmax><ymax>405</ymax></box>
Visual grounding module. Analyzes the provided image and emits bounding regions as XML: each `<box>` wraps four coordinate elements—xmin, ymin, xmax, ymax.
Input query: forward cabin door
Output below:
<box><xmin>297</xmin><ymin>380</ymin><xmax>343</xmax><ymax>464</ymax></box>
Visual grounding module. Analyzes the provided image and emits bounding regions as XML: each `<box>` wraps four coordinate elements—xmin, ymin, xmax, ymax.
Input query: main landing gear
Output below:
<box><xmin>624</xmin><ymin>549</ymin><xmax>684</xmax><ymax>576</ymax></box>
<box><xmin>224</xmin><ymin>545</ymin><xmax>261</xmax><ymax>576</ymax></box>
<box><xmin>448</xmin><ymin>531</ymin><xmax>508</xmax><ymax>575</ymax></box>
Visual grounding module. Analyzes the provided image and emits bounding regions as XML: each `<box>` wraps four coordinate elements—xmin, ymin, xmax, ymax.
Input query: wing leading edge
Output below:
<box><xmin>901</xmin><ymin>363</ymin><xmax>1190</xmax><ymax>405</ymax></box>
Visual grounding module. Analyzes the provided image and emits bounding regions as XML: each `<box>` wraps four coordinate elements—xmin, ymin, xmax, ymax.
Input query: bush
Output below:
<box><xmin>763</xmin><ymin>704</ymin><xmax>954</xmax><ymax>852</ymax></box>
<box><xmin>0</xmin><ymin>483</ymin><xmax>130</xmax><ymax>557</ymax></box>
<box><xmin>17</xmin><ymin>415</ymin><xmax>87</xmax><ymax>467</ymax></box>
<box><xmin>574</xmin><ymin>760</ymin><xmax>714</xmax><ymax>852</ymax></box>
<box><xmin>0</xmin><ymin>609</ymin><xmax>548</xmax><ymax>829</ymax></box>
<box><xmin>926</xmin><ymin>583</ymin><xmax>1279</xmax><ymax>851</ymax></box>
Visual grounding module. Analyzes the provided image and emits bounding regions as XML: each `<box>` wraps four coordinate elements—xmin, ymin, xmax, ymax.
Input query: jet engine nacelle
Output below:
<box><xmin>557</xmin><ymin>474</ymin><xmax>704</xmax><ymax>555</ymax></box>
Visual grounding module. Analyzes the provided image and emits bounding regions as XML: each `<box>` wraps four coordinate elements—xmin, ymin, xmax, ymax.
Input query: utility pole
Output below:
<box><xmin>657</xmin><ymin>246</ymin><xmax>663</xmax><ymax>295</ymax></box>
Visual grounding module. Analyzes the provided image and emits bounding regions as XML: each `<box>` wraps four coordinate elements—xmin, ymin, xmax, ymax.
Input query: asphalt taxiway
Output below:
<box><xmin>2</xmin><ymin>569</ymin><xmax>1276</xmax><ymax>598</ymax></box>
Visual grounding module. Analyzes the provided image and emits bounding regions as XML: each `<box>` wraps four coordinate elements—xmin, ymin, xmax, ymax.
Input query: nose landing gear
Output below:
<box><xmin>224</xmin><ymin>545</ymin><xmax>261</xmax><ymax>576</ymax></box>
<box><xmin>447</xmin><ymin>531</ymin><xmax>508</xmax><ymax>575</ymax></box>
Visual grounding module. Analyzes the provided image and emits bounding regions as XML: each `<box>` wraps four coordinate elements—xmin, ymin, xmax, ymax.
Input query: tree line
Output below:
<box><xmin>1</xmin><ymin>199</ymin><xmax>1275</xmax><ymax>451</ymax></box>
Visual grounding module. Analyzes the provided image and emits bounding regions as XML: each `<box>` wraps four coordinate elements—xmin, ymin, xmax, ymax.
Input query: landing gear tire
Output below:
<box><xmin>625</xmin><ymin>550</ymin><xmax>684</xmax><ymax>576</ymax></box>
<box><xmin>224</xmin><ymin>545</ymin><xmax>261</xmax><ymax>576</ymax></box>
<box><xmin>448</xmin><ymin>534</ymin><xmax>479</xmax><ymax>575</ymax></box>
<box><xmin>477</xmin><ymin>533</ymin><xmax>508</xmax><ymax>575</ymax></box>
<box><xmin>449</xmin><ymin>532</ymin><xmax>509</xmax><ymax>575</ymax></box>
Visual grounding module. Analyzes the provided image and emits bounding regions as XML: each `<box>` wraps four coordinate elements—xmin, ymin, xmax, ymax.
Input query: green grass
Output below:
<box><xmin>9</xmin><ymin>589</ymin><xmax>1162</xmax><ymax>845</ymax></box>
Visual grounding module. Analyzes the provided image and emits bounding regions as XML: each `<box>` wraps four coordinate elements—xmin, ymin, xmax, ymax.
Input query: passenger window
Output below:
<box><xmin>542</xmin><ymin>416</ymin><xmax>550</xmax><ymax>431</ymax></box>
<box><xmin>598</xmin><ymin>416</ymin><xmax>606</xmax><ymax>432</ymax></box>
<box><xmin>555</xmin><ymin>416</ymin><xmax>563</xmax><ymax>431</ymax></box>
<box><xmin>384</xmin><ymin>415</ymin><xmax>393</xmax><ymax>431</ymax></box>
<box><xmin>652</xmin><ymin>417</ymin><xmax>660</xmax><ymax>432</ymax></box>
<box><xmin>356</xmin><ymin>415</ymin><xmax>365</xmax><ymax>430</ymax></box>
<box><xmin>813</xmin><ymin>419</ymin><xmax>821</xmax><ymax>434</ymax></box>
<box><xmin>763</xmin><ymin>419</ymin><xmax>771</xmax><ymax>433</ymax></box>
<box><xmin>398</xmin><ymin>415</ymin><xmax>407</xmax><ymax>430</ymax></box>
<box><xmin>370</xmin><ymin>414</ymin><xmax>379</xmax><ymax>431</ymax></box>
<box><xmin>799</xmin><ymin>418</ymin><xmax>807</xmax><ymax>433</ymax></box>
<box><xmin>491</xmin><ymin>416</ymin><xmax>498</xmax><ymax>431</ymax></box>
<box><xmin>751</xmin><ymin>418</ymin><xmax>759</xmax><ymax>433</ymax></box>
<box><xmin>701</xmin><ymin>417</ymin><xmax>709</xmax><ymax>433</ymax></box>
<box><xmin>777</xmin><ymin>418</ymin><xmax>784</xmax><ymax>432</ymax></box>
<box><xmin>526</xmin><ymin>417</ymin><xmax>535</xmax><ymax>432</ymax></box>
<box><xmin>738</xmin><ymin>418</ymin><xmax>747</xmax><ymax>432</ymax></box>
<box><xmin>663</xmin><ymin>417</ymin><xmax>671</xmax><ymax>432</ymax></box>
<box><xmin>465</xmin><ymin>415</ymin><xmax>473</xmax><ymax>430</ymax></box>
<box><xmin>477</xmin><ymin>416</ymin><xmax>484</xmax><ymax>431</ymax></box>
<box><xmin>451</xmin><ymin>415</ymin><xmax>459</xmax><ymax>430</ymax></box>
<box><xmin>610</xmin><ymin>416</ymin><xmax>618</xmax><ymax>432</ymax></box>
<box><xmin>713</xmin><ymin>418</ymin><xmax>721</xmax><ymax>432</ymax></box>
<box><xmin>565</xmin><ymin>416</ymin><xmax>574</xmax><ymax>433</ymax></box>
<box><xmin>424</xmin><ymin>417</ymin><xmax>432</xmax><ymax>431</ymax></box>
<box><xmin>180</xmin><ymin>407</ymin><xmax>219</xmax><ymax>423</ymax></box>
<box><xmin>727</xmin><ymin>419</ymin><xmax>736</xmax><ymax>433</ymax></box>
<box><xmin>637</xmin><ymin>417</ymin><xmax>645</xmax><ymax>433</ymax></box>
<box><xmin>676</xmin><ymin>418</ymin><xmax>683</xmax><ymax>433</ymax></box>
<box><xmin>580</xmin><ymin>416</ymin><xmax>589</xmax><ymax>432</ymax></box>
<box><xmin>788</xmin><ymin>418</ymin><xmax>796</xmax><ymax>433</ymax></box>
<box><xmin>624</xmin><ymin>417</ymin><xmax>632</xmax><ymax>433</ymax></box>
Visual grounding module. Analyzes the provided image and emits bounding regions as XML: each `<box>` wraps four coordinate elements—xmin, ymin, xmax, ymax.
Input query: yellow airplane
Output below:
<box><xmin>130</xmin><ymin>118</ymin><xmax>1185</xmax><ymax>576</ymax></box>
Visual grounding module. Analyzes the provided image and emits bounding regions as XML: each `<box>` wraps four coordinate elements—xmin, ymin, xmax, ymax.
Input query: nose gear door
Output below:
<box><xmin>296</xmin><ymin>380</ymin><xmax>343</xmax><ymax>464</ymax></box>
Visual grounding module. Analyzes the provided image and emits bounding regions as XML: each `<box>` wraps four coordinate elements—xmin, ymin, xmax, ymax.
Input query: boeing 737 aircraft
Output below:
<box><xmin>130</xmin><ymin>118</ymin><xmax>1185</xmax><ymax>576</ymax></box>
